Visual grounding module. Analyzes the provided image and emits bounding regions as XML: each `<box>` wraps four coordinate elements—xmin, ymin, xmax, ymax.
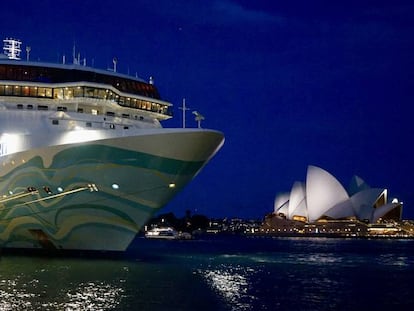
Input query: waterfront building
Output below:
<box><xmin>273</xmin><ymin>165</ymin><xmax>403</xmax><ymax>224</ymax></box>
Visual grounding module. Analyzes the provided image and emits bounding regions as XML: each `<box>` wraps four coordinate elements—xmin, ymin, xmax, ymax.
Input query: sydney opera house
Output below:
<box><xmin>274</xmin><ymin>165</ymin><xmax>402</xmax><ymax>223</ymax></box>
<box><xmin>260</xmin><ymin>165</ymin><xmax>407</xmax><ymax>237</ymax></box>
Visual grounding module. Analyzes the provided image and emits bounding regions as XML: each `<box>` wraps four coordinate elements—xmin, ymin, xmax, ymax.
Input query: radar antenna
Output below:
<box><xmin>25</xmin><ymin>46</ymin><xmax>31</xmax><ymax>61</ymax></box>
<box><xmin>113</xmin><ymin>57</ymin><xmax>118</xmax><ymax>72</ymax></box>
<box><xmin>3</xmin><ymin>38</ymin><xmax>22</xmax><ymax>60</ymax></box>
<box><xmin>192</xmin><ymin>111</ymin><xmax>205</xmax><ymax>128</ymax></box>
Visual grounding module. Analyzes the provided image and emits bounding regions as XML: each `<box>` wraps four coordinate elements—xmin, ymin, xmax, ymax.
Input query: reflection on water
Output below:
<box><xmin>0</xmin><ymin>258</ymin><xmax>126</xmax><ymax>311</ymax></box>
<box><xmin>60</xmin><ymin>282</ymin><xmax>123</xmax><ymax>310</ymax></box>
<box><xmin>296</xmin><ymin>252</ymin><xmax>342</xmax><ymax>264</ymax></box>
<box><xmin>377</xmin><ymin>254</ymin><xmax>410</xmax><ymax>267</ymax></box>
<box><xmin>0</xmin><ymin>281</ymin><xmax>124</xmax><ymax>310</ymax></box>
<box><xmin>0</xmin><ymin>280</ymin><xmax>34</xmax><ymax>310</ymax></box>
<box><xmin>0</xmin><ymin>254</ymin><xmax>223</xmax><ymax>311</ymax></box>
<box><xmin>0</xmin><ymin>237</ymin><xmax>413</xmax><ymax>310</ymax></box>
<box><xmin>200</xmin><ymin>265</ymin><xmax>256</xmax><ymax>311</ymax></box>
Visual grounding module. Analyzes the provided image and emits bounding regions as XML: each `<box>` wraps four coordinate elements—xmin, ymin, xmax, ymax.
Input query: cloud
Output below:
<box><xmin>212</xmin><ymin>1</ymin><xmax>284</xmax><ymax>24</ymax></box>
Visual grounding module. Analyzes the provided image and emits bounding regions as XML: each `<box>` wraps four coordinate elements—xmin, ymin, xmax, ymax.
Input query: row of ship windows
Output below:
<box><xmin>0</xmin><ymin>65</ymin><xmax>160</xmax><ymax>99</ymax></box>
<box><xmin>51</xmin><ymin>119</ymin><xmax>129</xmax><ymax>130</ymax></box>
<box><xmin>0</xmin><ymin>84</ymin><xmax>171</xmax><ymax>115</ymax></box>
<box><xmin>16</xmin><ymin>103</ymin><xmax>147</xmax><ymax>120</ymax></box>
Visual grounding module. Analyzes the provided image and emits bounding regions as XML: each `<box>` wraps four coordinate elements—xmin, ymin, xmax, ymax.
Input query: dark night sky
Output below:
<box><xmin>2</xmin><ymin>1</ymin><xmax>414</xmax><ymax>219</ymax></box>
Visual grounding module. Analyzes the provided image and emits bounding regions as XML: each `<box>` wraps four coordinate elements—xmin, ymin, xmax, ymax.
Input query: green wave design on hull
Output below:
<box><xmin>50</xmin><ymin>144</ymin><xmax>203</xmax><ymax>174</ymax></box>
<box><xmin>0</xmin><ymin>144</ymin><xmax>204</xmax><ymax>250</ymax></box>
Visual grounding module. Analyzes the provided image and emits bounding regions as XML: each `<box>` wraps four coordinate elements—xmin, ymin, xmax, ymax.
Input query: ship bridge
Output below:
<box><xmin>0</xmin><ymin>60</ymin><xmax>173</xmax><ymax>120</ymax></box>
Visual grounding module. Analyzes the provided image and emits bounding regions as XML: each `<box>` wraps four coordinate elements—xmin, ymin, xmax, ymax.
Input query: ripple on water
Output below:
<box><xmin>198</xmin><ymin>264</ymin><xmax>258</xmax><ymax>311</ymax></box>
<box><xmin>0</xmin><ymin>278</ymin><xmax>124</xmax><ymax>310</ymax></box>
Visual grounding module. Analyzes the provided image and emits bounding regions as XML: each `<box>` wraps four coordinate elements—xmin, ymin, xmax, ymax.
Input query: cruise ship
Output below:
<box><xmin>0</xmin><ymin>38</ymin><xmax>224</xmax><ymax>252</ymax></box>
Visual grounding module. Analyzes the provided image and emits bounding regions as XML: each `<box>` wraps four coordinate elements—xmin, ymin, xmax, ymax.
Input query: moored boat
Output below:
<box><xmin>145</xmin><ymin>227</ymin><xmax>192</xmax><ymax>240</ymax></box>
<box><xmin>145</xmin><ymin>227</ymin><xmax>178</xmax><ymax>240</ymax></box>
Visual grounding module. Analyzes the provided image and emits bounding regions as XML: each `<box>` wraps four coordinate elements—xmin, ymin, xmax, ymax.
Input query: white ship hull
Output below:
<box><xmin>0</xmin><ymin>128</ymin><xmax>223</xmax><ymax>251</ymax></box>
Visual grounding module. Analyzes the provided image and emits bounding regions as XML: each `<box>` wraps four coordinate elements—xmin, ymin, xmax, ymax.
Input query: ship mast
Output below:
<box><xmin>179</xmin><ymin>98</ymin><xmax>190</xmax><ymax>128</ymax></box>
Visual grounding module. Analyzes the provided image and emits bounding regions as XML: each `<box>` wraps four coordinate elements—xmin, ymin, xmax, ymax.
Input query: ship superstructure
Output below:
<box><xmin>0</xmin><ymin>39</ymin><xmax>224</xmax><ymax>252</ymax></box>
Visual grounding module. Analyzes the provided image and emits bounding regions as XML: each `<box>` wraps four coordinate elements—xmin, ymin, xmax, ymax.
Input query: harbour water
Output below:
<box><xmin>0</xmin><ymin>236</ymin><xmax>413</xmax><ymax>310</ymax></box>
